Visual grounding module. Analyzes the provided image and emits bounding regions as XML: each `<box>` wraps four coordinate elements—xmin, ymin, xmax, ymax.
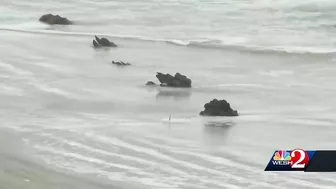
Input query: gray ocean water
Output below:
<box><xmin>1</xmin><ymin>0</ymin><xmax>336</xmax><ymax>188</ymax></box>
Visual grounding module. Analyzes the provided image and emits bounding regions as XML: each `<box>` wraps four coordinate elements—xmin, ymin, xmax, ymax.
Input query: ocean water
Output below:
<box><xmin>1</xmin><ymin>0</ymin><xmax>336</xmax><ymax>189</ymax></box>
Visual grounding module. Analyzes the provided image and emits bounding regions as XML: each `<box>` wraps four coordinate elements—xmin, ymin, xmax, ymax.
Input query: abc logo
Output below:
<box><xmin>290</xmin><ymin>149</ymin><xmax>310</xmax><ymax>168</ymax></box>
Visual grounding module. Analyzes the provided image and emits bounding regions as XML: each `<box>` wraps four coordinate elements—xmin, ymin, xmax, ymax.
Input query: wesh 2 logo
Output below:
<box><xmin>265</xmin><ymin>149</ymin><xmax>315</xmax><ymax>171</ymax></box>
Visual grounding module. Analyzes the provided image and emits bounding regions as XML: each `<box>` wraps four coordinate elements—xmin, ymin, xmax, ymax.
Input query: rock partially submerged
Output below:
<box><xmin>146</xmin><ymin>81</ymin><xmax>156</xmax><ymax>86</ymax></box>
<box><xmin>155</xmin><ymin>72</ymin><xmax>192</xmax><ymax>88</ymax></box>
<box><xmin>112</xmin><ymin>61</ymin><xmax>131</xmax><ymax>66</ymax></box>
<box><xmin>200</xmin><ymin>99</ymin><xmax>238</xmax><ymax>116</ymax></box>
<box><xmin>93</xmin><ymin>36</ymin><xmax>117</xmax><ymax>48</ymax></box>
<box><xmin>39</xmin><ymin>14</ymin><xmax>72</xmax><ymax>25</ymax></box>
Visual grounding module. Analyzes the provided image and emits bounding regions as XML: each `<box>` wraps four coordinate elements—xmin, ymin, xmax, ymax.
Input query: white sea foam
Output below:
<box><xmin>0</xmin><ymin>84</ymin><xmax>24</xmax><ymax>96</ymax></box>
<box><xmin>34</xmin><ymin>145</ymin><xmax>139</xmax><ymax>171</ymax></box>
<box><xmin>0</xmin><ymin>62</ymin><xmax>33</xmax><ymax>76</ymax></box>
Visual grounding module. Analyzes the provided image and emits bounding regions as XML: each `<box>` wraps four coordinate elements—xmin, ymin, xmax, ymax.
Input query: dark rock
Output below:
<box><xmin>93</xmin><ymin>36</ymin><xmax>117</xmax><ymax>47</ymax></box>
<box><xmin>146</xmin><ymin>81</ymin><xmax>156</xmax><ymax>85</ymax></box>
<box><xmin>200</xmin><ymin>99</ymin><xmax>238</xmax><ymax>116</ymax></box>
<box><xmin>39</xmin><ymin>14</ymin><xmax>72</xmax><ymax>25</ymax></box>
<box><xmin>93</xmin><ymin>40</ymin><xmax>101</xmax><ymax>48</ymax></box>
<box><xmin>112</xmin><ymin>61</ymin><xmax>131</xmax><ymax>66</ymax></box>
<box><xmin>155</xmin><ymin>72</ymin><xmax>191</xmax><ymax>88</ymax></box>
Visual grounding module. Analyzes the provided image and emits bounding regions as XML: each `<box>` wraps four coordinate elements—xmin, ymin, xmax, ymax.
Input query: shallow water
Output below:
<box><xmin>1</xmin><ymin>0</ymin><xmax>336</xmax><ymax>189</ymax></box>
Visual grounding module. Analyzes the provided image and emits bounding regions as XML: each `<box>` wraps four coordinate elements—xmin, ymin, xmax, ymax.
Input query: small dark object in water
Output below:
<box><xmin>200</xmin><ymin>99</ymin><xmax>238</xmax><ymax>116</ymax></box>
<box><xmin>112</xmin><ymin>61</ymin><xmax>131</xmax><ymax>66</ymax></box>
<box><xmin>155</xmin><ymin>72</ymin><xmax>191</xmax><ymax>88</ymax></box>
<box><xmin>93</xmin><ymin>36</ymin><xmax>117</xmax><ymax>47</ymax></box>
<box><xmin>146</xmin><ymin>81</ymin><xmax>156</xmax><ymax>85</ymax></box>
<box><xmin>39</xmin><ymin>14</ymin><xmax>72</xmax><ymax>25</ymax></box>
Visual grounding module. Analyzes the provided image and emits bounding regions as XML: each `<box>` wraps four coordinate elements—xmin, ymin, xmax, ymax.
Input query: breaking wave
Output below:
<box><xmin>0</xmin><ymin>24</ymin><xmax>335</xmax><ymax>56</ymax></box>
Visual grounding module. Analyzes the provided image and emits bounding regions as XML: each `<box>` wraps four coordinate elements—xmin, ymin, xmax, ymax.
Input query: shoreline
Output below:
<box><xmin>0</xmin><ymin>128</ymin><xmax>127</xmax><ymax>189</ymax></box>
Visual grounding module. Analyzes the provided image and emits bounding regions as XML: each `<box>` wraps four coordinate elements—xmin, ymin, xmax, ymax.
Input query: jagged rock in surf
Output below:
<box><xmin>112</xmin><ymin>61</ymin><xmax>131</xmax><ymax>66</ymax></box>
<box><xmin>39</xmin><ymin>14</ymin><xmax>72</xmax><ymax>25</ymax></box>
<box><xmin>200</xmin><ymin>99</ymin><xmax>238</xmax><ymax>116</ymax></box>
<box><xmin>93</xmin><ymin>36</ymin><xmax>117</xmax><ymax>48</ymax></box>
<box><xmin>155</xmin><ymin>72</ymin><xmax>192</xmax><ymax>88</ymax></box>
<box><xmin>146</xmin><ymin>81</ymin><xmax>156</xmax><ymax>86</ymax></box>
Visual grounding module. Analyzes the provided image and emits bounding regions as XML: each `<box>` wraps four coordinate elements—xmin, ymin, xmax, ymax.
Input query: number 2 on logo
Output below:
<box><xmin>291</xmin><ymin>149</ymin><xmax>308</xmax><ymax>168</ymax></box>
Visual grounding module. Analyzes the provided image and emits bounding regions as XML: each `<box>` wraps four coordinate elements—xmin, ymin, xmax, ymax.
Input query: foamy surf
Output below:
<box><xmin>0</xmin><ymin>21</ymin><xmax>50</xmax><ymax>30</ymax></box>
<box><xmin>0</xmin><ymin>25</ymin><xmax>335</xmax><ymax>55</ymax></box>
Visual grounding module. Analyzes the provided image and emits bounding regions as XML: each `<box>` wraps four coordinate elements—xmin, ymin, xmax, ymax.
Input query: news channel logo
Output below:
<box><xmin>264</xmin><ymin>149</ymin><xmax>315</xmax><ymax>171</ymax></box>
